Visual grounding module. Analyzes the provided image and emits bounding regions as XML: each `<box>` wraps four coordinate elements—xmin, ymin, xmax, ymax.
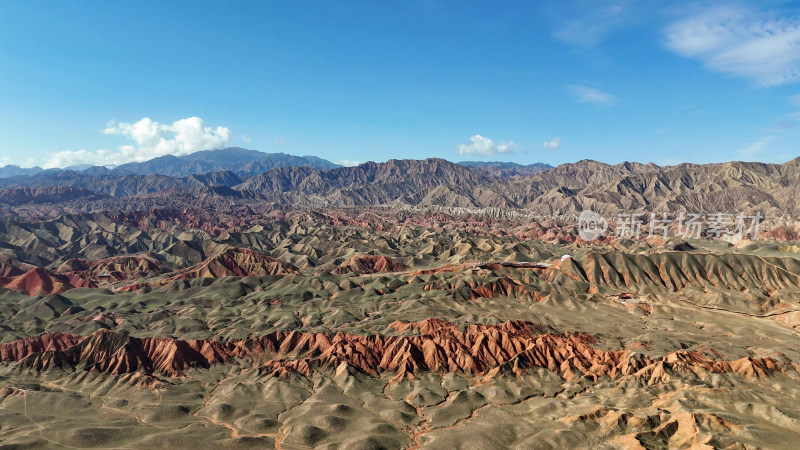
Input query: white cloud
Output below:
<box><xmin>241</xmin><ymin>134</ymin><xmax>252</xmax><ymax>143</ymax></box>
<box><xmin>457</xmin><ymin>134</ymin><xmax>517</xmax><ymax>156</ymax></box>
<box><xmin>664</xmin><ymin>6</ymin><xmax>800</xmax><ymax>86</ymax></box>
<box><xmin>542</xmin><ymin>137</ymin><xmax>561</xmax><ymax>150</ymax></box>
<box><xmin>676</xmin><ymin>104</ymin><xmax>704</xmax><ymax>115</ymax></box>
<box><xmin>102</xmin><ymin>117</ymin><xmax>230</xmax><ymax>156</ymax></box>
<box><xmin>737</xmin><ymin>136</ymin><xmax>776</xmax><ymax>159</ymax></box>
<box><xmin>773</xmin><ymin>111</ymin><xmax>800</xmax><ymax>131</ymax></box>
<box><xmin>568</xmin><ymin>85</ymin><xmax>618</xmax><ymax>105</ymax></box>
<box><xmin>274</xmin><ymin>139</ymin><xmax>285</xmax><ymax>146</ymax></box>
<box><xmin>335</xmin><ymin>159</ymin><xmax>362</xmax><ymax>167</ymax></box>
<box><xmin>551</xmin><ymin>0</ymin><xmax>642</xmax><ymax>48</ymax></box>
<box><xmin>44</xmin><ymin>149</ymin><xmax>115</xmax><ymax>169</ymax></box>
<box><xmin>44</xmin><ymin>117</ymin><xmax>230</xmax><ymax>168</ymax></box>
<box><xmin>657</xmin><ymin>158</ymin><xmax>684</xmax><ymax>166</ymax></box>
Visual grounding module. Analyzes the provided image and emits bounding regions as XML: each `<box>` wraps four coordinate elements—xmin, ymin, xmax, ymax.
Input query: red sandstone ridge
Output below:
<box><xmin>330</xmin><ymin>253</ymin><xmax>407</xmax><ymax>275</ymax></box>
<box><xmin>119</xmin><ymin>248</ymin><xmax>298</xmax><ymax>292</ymax></box>
<box><xmin>10</xmin><ymin>330</ymin><xmax>222</xmax><ymax>377</ymax></box>
<box><xmin>422</xmin><ymin>277</ymin><xmax>544</xmax><ymax>301</ymax></box>
<box><xmin>0</xmin><ymin>267</ymin><xmax>88</xmax><ymax>296</ymax></box>
<box><xmin>172</xmin><ymin>247</ymin><xmax>298</xmax><ymax>279</ymax></box>
<box><xmin>762</xmin><ymin>225</ymin><xmax>800</xmax><ymax>241</ymax></box>
<box><xmin>0</xmin><ymin>332</ymin><xmax>86</xmax><ymax>360</ymax></box>
<box><xmin>56</xmin><ymin>255</ymin><xmax>169</xmax><ymax>284</ymax></box>
<box><xmin>1</xmin><ymin>255</ymin><xmax>170</xmax><ymax>296</ymax></box>
<box><xmin>409</xmin><ymin>264</ymin><xmax>469</xmax><ymax>276</ymax></box>
<box><xmin>388</xmin><ymin>317</ymin><xmax>468</xmax><ymax>335</ymax></box>
<box><xmin>0</xmin><ymin>320</ymin><xmax>783</xmax><ymax>384</ymax></box>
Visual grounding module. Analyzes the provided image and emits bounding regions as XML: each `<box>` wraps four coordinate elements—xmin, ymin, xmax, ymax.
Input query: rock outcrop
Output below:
<box><xmin>118</xmin><ymin>248</ymin><xmax>299</xmax><ymax>292</ymax></box>
<box><xmin>0</xmin><ymin>267</ymin><xmax>85</xmax><ymax>296</ymax></box>
<box><xmin>330</xmin><ymin>254</ymin><xmax>407</xmax><ymax>275</ymax></box>
<box><xmin>0</xmin><ymin>320</ymin><xmax>782</xmax><ymax>383</ymax></box>
<box><xmin>56</xmin><ymin>255</ymin><xmax>169</xmax><ymax>284</ymax></box>
<box><xmin>174</xmin><ymin>247</ymin><xmax>299</xmax><ymax>279</ymax></box>
<box><xmin>0</xmin><ymin>186</ymin><xmax>108</xmax><ymax>205</ymax></box>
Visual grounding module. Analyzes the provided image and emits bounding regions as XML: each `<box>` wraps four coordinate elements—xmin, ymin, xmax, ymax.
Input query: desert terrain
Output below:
<box><xmin>0</xmin><ymin>155</ymin><xmax>800</xmax><ymax>448</ymax></box>
<box><xmin>7</xmin><ymin>0</ymin><xmax>800</xmax><ymax>446</ymax></box>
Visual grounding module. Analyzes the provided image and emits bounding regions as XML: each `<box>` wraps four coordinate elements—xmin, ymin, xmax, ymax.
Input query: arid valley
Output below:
<box><xmin>4</xmin><ymin>1</ymin><xmax>800</xmax><ymax>447</ymax></box>
<box><xmin>0</xmin><ymin>155</ymin><xmax>800</xmax><ymax>448</ymax></box>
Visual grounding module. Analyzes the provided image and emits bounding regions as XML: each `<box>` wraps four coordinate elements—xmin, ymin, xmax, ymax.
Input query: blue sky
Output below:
<box><xmin>1</xmin><ymin>0</ymin><xmax>799</xmax><ymax>168</ymax></box>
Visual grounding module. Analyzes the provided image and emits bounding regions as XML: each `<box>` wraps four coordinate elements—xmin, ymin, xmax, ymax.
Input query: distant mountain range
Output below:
<box><xmin>458</xmin><ymin>161</ymin><xmax>553</xmax><ymax>176</ymax></box>
<box><xmin>0</xmin><ymin>148</ymin><xmax>341</xmax><ymax>179</ymax></box>
<box><xmin>2</xmin><ymin>147</ymin><xmax>797</xmax><ymax>220</ymax></box>
<box><xmin>110</xmin><ymin>148</ymin><xmax>340</xmax><ymax>176</ymax></box>
<box><xmin>0</xmin><ymin>165</ymin><xmax>46</xmax><ymax>178</ymax></box>
<box><xmin>1</xmin><ymin>149</ymin><xmax>557</xmax><ymax>181</ymax></box>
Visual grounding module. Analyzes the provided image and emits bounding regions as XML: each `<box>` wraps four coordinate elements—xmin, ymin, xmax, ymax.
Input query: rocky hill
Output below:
<box><xmin>0</xmin><ymin>186</ymin><xmax>109</xmax><ymax>205</ymax></box>
<box><xmin>112</xmin><ymin>147</ymin><xmax>340</xmax><ymax>176</ymax></box>
<box><xmin>2</xmin><ymin>205</ymin><xmax>800</xmax><ymax>448</ymax></box>
<box><xmin>4</xmin><ymin>156</ymin><xmax>797</xmax><ymax>219</ymax></box>
<box><xmin>458</xmin><ymin>161</ymin><xmax>553</xmax><ymax>177</ymax></box>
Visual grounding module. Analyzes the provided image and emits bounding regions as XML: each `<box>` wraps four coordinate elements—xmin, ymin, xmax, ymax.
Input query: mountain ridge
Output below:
<box><xmin>2</xmin><ymin>155</ymin><xmax>799</xmax><ymax>219</ymax></box>
<box><xmin>0</xmin><ymin>147</ymin><xmax>341</xmax><ymax>180</ymax></box>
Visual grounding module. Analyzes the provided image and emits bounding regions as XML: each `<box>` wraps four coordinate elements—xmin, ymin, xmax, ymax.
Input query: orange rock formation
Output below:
<box><xmin>0</xmin><ymin>319</ymin><xmax>781</xmax><ymax>384</ymax></box>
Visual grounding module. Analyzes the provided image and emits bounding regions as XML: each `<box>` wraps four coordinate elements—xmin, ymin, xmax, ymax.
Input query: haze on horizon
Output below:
<box><xmin>1</xmin><ymin>0</ymin><xmax>799</xmax><ymax>169</ymax></box>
